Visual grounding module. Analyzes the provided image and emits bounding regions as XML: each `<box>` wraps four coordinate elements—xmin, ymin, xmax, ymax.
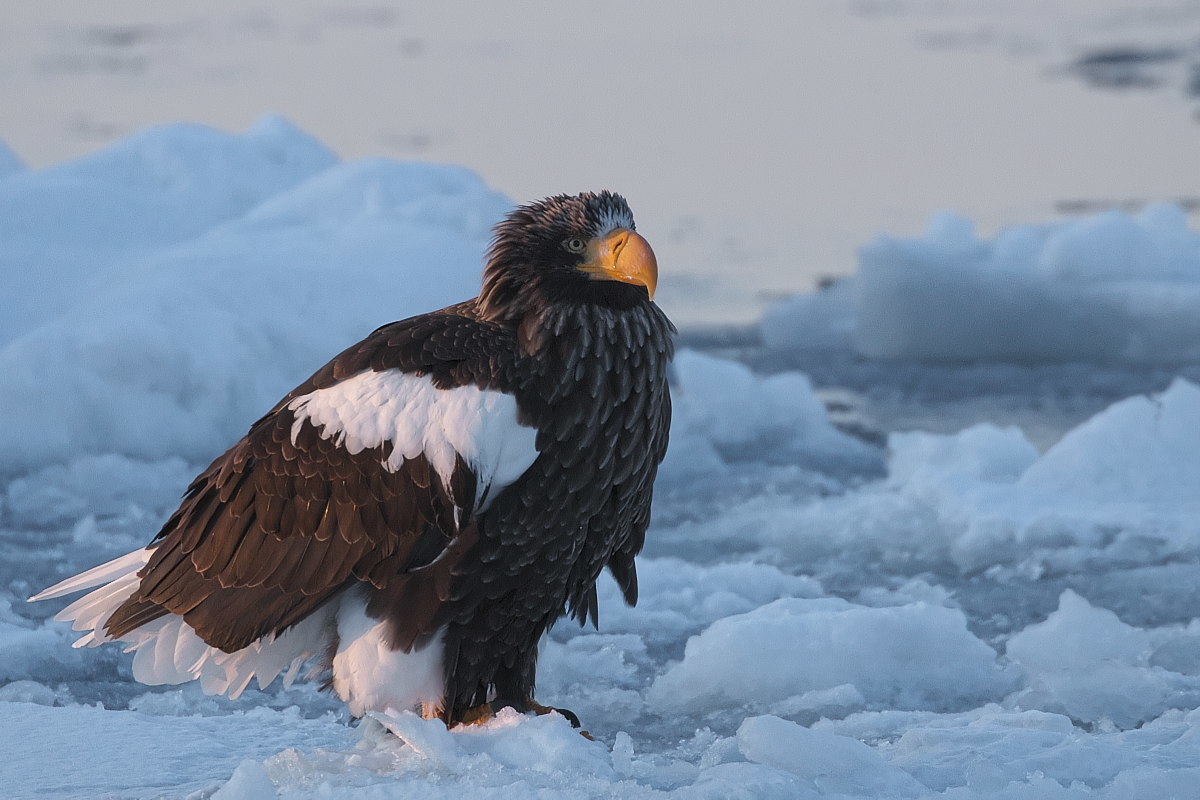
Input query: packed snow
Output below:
<box><xmin>4</xmin><ymin>120</ymin><xmax>1200</xmax><ymax>799</ymax></box>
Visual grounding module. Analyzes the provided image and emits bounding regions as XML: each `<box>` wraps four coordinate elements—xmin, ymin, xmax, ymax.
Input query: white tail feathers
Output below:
<box><xmin>29</xmin><ymin>548</ymin><xmax>151</xmax><ymax>603</ymax></box>
<box><xmin>29</xmin><ymin>547</ymin><xmax>334</xmax><ymax>699</ymax></box>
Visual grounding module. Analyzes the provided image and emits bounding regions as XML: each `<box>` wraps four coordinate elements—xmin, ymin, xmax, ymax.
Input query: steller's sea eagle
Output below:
<box><xmin>31</xmin><ymin>191</ymin><xmax>673</xmax><ymax>728</ymax></box>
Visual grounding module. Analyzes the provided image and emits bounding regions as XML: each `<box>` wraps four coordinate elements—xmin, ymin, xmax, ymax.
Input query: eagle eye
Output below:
<box><xmin>563</xmin><ymin>237</ymin><xmax>587</xmax><ymax>253</ymax></box>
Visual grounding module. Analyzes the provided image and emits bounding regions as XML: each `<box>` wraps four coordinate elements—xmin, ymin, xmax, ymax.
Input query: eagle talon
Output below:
<box><xmin>526</xmin><ymin>699</ymin><xmax>582</xmax><ymax>728</ymax></box>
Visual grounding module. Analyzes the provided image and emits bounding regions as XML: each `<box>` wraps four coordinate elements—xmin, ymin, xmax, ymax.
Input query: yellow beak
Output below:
<box><xmin>579</xmin><ymin>229</ymin><xmax>658</xmax><ymax>300</ymax></box>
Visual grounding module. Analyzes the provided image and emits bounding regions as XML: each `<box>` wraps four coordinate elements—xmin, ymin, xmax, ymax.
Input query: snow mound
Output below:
<box><xmin>648</xmin><ymin>598</ymin><xmax>1013</xmax><ymax>716</ymax></box>
<box><xmin>764</xmin><ymin>205</ymin><xmax>1200</xmax><ymax>363</ymax></box>
<box><xmin>663</xmin><ymin>349</ymin><xmax>878</xmax><ymax>478</ymax></box>
<box><xmin>0</xmin><ymin>129</ymin><xmax>510</xmax><ymax>472</ymax></box>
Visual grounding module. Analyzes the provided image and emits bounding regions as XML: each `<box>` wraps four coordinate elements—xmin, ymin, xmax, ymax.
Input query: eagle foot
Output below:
<box><xmin>525</xmin><ymin>699</ymin><xmax>592</xmax><ymax>737</ymax></box>
<box><xmin>454</xmin><ymin>700</ymin><xmax>592</xmax><ymax>738</ymax></box>
<box><xmin>456</xmin><ymin>702</ymin><xmax>495</xmax><ymax>726</ymax></box>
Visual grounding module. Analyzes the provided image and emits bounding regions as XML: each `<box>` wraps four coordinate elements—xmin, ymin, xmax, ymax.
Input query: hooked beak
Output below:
<box><xmin>578</xmin><ymin>229</ymin><xmax>658</xmax><ymax>300</ymax></box>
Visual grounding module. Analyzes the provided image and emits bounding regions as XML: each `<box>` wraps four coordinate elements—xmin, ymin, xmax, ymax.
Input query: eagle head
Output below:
<box><xmin>479</xmin><ymin>191</ymin><xmax>658</xmax><ymax>320</ymax></box>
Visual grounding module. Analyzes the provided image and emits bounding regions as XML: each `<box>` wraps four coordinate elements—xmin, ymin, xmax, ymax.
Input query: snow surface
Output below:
<box><xmin>5</xmin><ymin>121</ymin><xmax>1200</xmax><ymax>799</ymax></box>
<box><xmin>764</xmin><ymin>205</ymin><xmax>1200</xmax><ymax>364</ymax></box>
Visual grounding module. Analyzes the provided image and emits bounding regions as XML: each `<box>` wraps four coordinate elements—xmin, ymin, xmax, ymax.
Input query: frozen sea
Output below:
<box><xmin>3</xmin><ymin>118</ymin><xmax>1200</xmax><ymax>799</ymax></box>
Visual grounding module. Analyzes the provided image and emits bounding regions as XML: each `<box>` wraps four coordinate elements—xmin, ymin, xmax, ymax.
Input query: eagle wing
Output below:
<box><xmin>603</xmin><ymin>378</ymin><xmax>671</xmax><ymax>608</ymax></box>
<box><xmin>103</xmin><ymin>309</ymin><xmax>534</xmax><ymax>654</ymax></box>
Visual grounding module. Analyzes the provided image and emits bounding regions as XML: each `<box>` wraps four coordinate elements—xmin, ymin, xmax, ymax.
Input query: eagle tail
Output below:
<box><xmin>29</xmin><ymin>548</ymin><xmax>151</xmax><ymax>603</ymax></box>
<box><xmin>29</xmin><ymin>548</ymin><xmax>335</xmax><ymax>699</ymax></box>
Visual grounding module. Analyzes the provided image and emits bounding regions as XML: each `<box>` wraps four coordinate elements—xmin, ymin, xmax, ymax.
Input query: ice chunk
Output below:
<box><xmin>889</xmin><ymin>423</ymin><xmax>1040</xmax><ymax>487</ymax></box>
<box><xmin>671</xmin><ymin>350</ymin><xmax>833</xmax><ymax>450</ymax></box>
<box><xmin>765</xmin><ymin>205</ymin><xmax>1200</xmax><ymax>363</ymax></box>
<box><xmin>0</xmin><ymin>679</ymin><xmax>56</xmax><ymax>706</ymax></box>
<box><xmin>5</xmin><ymin>455</ymin><xmax>195</xmax><ymax>528</ymax></box>
<box><xmin>235</xmin><ymin>156</ymin><xmax>501</xmax><ymax>237</ymax></box>
<box><xmin>1006</xmin><ymin>591</ymin><xmax>1200</xmax><ymax>728</ymax></box>
<box><xmin>366</xmin><ymin>707</ymin><xmax>615</xmax><ymax>781</ymax></box>
<box><xmin>689</xmin><ymin>761</ymin><xmax>820</xmax><ymax>800</ymax></box>
<box><xmin>648</xmin><ymin>598</ymin><xmax>1013</xmax><ymax>715</ymax></box>
<box><xmin>597</xmin><ymin>557</ymin><xmax>825</xmax><ymax>643</ymax></box>
<box><xmin>1020</xmin><ymin>378</ymin><xmax>1200</xmax><ymax>504</ymax></box>
<box><xmin>780</xmin><ymin>380</ymin><xmax>1200</xmax><ymax>576</ymax></box>
<box><xmin>212</xmin><ymin>759</ymin><xmax>278</xmax><ymax>800</ymax></box>
<box><xmin>760</xmin><ymin>278</ymin><xmax>856</xmax><ymax>353</ymax></box>
<box><xmin>1039</xmin><ymin>210</ymin><xmax>1163</xmax><ymax>281</ymax></box>
<box><xmin>0</xmin><ymin>616</ymin><xmax>85</xmax><ymax>684</ymax></box>
<box><xmin>738</xmin><ymin>715</ymin><xmax>925</xmax><ymax>797</ymax></box>
<box><xmin>663</xmin><ymin>349</ymin><xmax>879</xmax><ymax>477</ymax></box>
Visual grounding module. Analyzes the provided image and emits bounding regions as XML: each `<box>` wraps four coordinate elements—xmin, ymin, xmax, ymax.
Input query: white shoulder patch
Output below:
<box><xmin>286</xmin><ymin>370</ymin><xmax>539</xmax><ymax>507</ymax></box>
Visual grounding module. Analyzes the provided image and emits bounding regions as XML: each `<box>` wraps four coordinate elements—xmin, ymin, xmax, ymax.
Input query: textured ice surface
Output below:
<box><xmin>4</xmin><ymin>121</ymin><xmax>1200</xmax><ymax>799</ymax></box>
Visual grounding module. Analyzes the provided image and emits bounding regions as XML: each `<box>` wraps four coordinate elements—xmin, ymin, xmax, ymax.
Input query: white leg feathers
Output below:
<box><xmin>330</xmin><ymin>587</ymin><xmax>446</xmax><ymax>717</ymax></box>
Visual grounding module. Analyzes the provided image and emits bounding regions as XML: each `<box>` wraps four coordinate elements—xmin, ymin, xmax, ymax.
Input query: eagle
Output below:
<box><xmin>31</xmin><ymin>191</ymin><xmax>674</xmax><ymax>728</ymax></box>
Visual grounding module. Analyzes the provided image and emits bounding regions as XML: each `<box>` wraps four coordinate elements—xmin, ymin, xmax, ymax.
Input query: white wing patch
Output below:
<box><xmin>32</xmin><ymin>547</ymin><xmax>334</xmax><ymax>700</ymax></box>
<box><xmin>286</xmin><ymin>369</ymin><xmax>540</xmax><ymax>508</ymax></box>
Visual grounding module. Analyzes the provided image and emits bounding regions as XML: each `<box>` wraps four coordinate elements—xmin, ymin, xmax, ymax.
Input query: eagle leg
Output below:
<box><xmin>448</xmin><ymin>699</ymin><xmax>593</xmax><ymax>739</ymax></box>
